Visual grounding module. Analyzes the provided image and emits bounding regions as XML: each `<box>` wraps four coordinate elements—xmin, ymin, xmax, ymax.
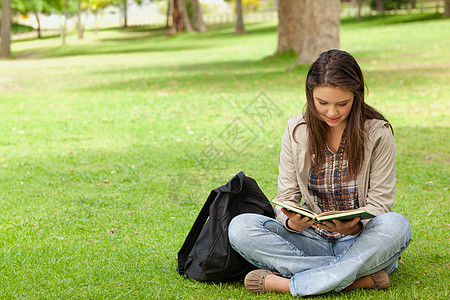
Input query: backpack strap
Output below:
<box><xmin>177</xmin><ymin>187</ymin><xmax>220</xmax><ymax>274</ymax></box>
<box><xmin>177</xmin><ymin>171</ymin><xmax>245</xmax><ymax>274</ymax></box>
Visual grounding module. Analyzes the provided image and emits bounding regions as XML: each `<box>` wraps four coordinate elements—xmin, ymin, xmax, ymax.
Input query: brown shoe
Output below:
<box><xmin>371</xmin><ymin>270</ymin><xmax>391</xmax><ymax>289</ymax></box>
<box><xmin>244</xmin><ymin>269</ymin><xmax>281</xmax><ymax>293</ymax></box>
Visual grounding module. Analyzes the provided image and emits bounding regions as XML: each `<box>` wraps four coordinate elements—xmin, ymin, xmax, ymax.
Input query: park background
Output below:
<box><xmin>0</xmin><ymin>0</ymin><xmax>449</xmax><ymax>298</ymax></box>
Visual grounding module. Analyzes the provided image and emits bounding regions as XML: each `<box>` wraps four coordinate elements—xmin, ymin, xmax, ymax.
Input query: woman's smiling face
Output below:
<box><xmin>313</xmin><ymin>86</ymin><xmax>354</xmax><ymax>130</ymax></box>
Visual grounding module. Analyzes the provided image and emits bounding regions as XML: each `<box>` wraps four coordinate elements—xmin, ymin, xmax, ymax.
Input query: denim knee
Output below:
<box><xmin>228</xmin><ymin>213</ymin><xmax>259</xmax><ymax>249</ymax></box>
<box><xmin>228</xmin><ymin>214</ymin><xmax>244</xmax><ymax>248</ymax></box>
<box><xmin>367</xmin><ymin>212</ymin><xmax>412</xmax><ymax>246</ymax></box>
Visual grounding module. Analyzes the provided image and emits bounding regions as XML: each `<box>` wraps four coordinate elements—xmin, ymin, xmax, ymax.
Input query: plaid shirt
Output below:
<box><xmin>308</xmin><ymin>138</ymin><xmax>359</xmax><ymax>239</ymax></box>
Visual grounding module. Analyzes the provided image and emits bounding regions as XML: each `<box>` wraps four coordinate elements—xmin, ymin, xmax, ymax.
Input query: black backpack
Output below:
<box><xmin>176</xmin><ymin>171</ymin><xmax>275</xmax><ymax>282</ymax></box>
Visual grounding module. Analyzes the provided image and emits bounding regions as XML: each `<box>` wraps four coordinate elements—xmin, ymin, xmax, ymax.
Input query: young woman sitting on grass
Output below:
<box><xmin>228</xmin><ymin>49</ymin><xmax>412</xmax><ymax>296</ymax></box>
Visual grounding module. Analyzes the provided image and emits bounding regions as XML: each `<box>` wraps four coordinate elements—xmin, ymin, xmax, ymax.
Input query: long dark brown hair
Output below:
<box><xmin>295</xmin><ymin>49</ymin><xmax>392</xmax><ymax>178</ymax></box>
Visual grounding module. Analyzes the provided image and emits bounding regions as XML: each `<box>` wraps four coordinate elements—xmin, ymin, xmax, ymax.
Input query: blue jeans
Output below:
<box><xmin>228</xmin><ymin>212</ymin><xmax>411</xmax><ymax>296</ymax></box>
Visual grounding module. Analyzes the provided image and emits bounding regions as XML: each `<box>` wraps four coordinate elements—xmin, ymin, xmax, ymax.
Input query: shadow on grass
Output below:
<box><xmin>97</xmin><ymin>26</ymin><xmax>168</xmax><ymax>43</ymax></box>
<box><xmin>46</xmin><ymin>43</ymin><xmax>213</xmax><ymax>58</ymax></box>
<box><xmin>12</xmin><ymin>13</ymin><xmax>446</xmax><ymax>61</ymax></box>
<box><xmin>13</xmin><ymin>22</ymin><xmax>277</xmax><ymax>60</ymax></box>
<box><xmin>73</xmin><ymin>56</ymin><xmax>309</xmax><ymax>94</ymax></box>
<box><xmin>341</xmin><ymin>12</ymin><xmax>444</xmax><ymax>26</ymax></box>
<box><xmin>72</xmin><ymin>33</ymin><xmax>447</xmax><ymax>92</ymax></box>
<box><xmin>14</xmin><ymin>38</ymin><xmax>215</xmax><ymax>59</ymax></box>
<box><xmin>13</xmin><ymin>32</ymin><xmax>62</xmax><ymax>44</ymax></box>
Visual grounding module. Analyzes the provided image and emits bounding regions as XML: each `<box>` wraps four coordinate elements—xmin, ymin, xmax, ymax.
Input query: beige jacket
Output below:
<box><xmin>274</xmin><ymin>114</ymin><xmax>396</xmax><ymax>229</ymax></box>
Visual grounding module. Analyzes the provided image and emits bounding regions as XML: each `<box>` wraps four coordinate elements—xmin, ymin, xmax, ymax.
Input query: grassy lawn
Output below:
<box><xmin>0</xmin><ymin>13</ymin><xmax>449</xmax><ymax>299</ymax></box>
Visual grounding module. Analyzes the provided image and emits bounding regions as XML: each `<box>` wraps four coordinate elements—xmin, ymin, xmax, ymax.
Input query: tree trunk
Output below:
<box><xmin>178</xmin><ymin>0</ymin><xmax>194</xmax><ymax>32</ymax></box>
<box><xmin>34</xmin><ymin>11</ymin><xmax>42</xmax><ymax>39</ymax></box>
<box><xmin>167</xmin><ymin>0</ymin><xmax>184</xmax><ymax>35</ymax></box>
<box><xmin>276</xmin><ymin>0</ymin><xmax>304</xmax><ymax>53</ymax></box>
<box><xmin>123</xmin><ymin>0</ymin><xmax>128</xmax><ymax>28</ymax></box>
<box><xmin>444</xmin><ymin>0</ymin><xmax>450</xmax><ymax>18</ymax></box>
<box><xmin>61</xmin><ymin>0</ymin><xmax>69</xmax><ymax>45</ymax></box>
<box><xmin>357</xmin><ymin>0</ymin><xmax>363</xmax><ymax>21</ymax></box>
<box><xmin>166</xmin><ymin>0</ymin><xmax>172</xmax><ymax>28</ymax></box>
<box><xmin>295</xmin><ymin>0</ymin><xmax>340</xmax><ymax>66</ymax></box>
<box><xmin>77</xmin><ymin>0</ymin><xmax>84</xmax><ymax>39</ymax></box>
<box><xmin>0</xmin><ymin>0</ymin><xmax>11</xmax><ymax>58</ymax></box>
<box><xmin>235</xmin><ymin>0</ymin><xmax>246</xmax><ymax>34</ymax></box>
<box><xmin>190</xmin><ymin>0</ymin><xmax>206</xmax><ymax>32</ymax></box>
<box><xmin>376</xmin><ymin>0</ymin><xmax>384</xmax><ymax>15</ymax></box>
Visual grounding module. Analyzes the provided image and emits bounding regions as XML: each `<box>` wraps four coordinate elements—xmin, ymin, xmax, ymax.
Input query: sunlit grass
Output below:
<box><xmin>0</xmin><ymin>13</ymin><xmax>449</xmax><ymax>298</ymax></box>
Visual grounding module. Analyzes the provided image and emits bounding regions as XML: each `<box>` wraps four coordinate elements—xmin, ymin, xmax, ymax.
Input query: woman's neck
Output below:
<box><xmin>327</xmin><ymin>124</ymin><xmax>346</xmax><ymax>153</ymax></box>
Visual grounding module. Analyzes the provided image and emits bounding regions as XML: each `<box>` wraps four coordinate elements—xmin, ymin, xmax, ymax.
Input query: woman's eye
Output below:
<box><xmin>319</xmin><ymin>102</ymin><xmax>327</xmax><ymax>105</ymax></box>
<box><xmin>338</xmin><ymin>103</ymin><xmax>348</xmax><ymax>107</ymax></box>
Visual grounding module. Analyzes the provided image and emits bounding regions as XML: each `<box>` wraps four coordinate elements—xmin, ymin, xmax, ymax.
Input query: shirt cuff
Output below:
<box><xmin>284</xmin><ymin>218</ymin><xmax>301</xmax><ymax>233</ymax></box>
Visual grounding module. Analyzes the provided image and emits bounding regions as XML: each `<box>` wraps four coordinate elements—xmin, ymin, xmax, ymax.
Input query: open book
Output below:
<box><xmin>272</xmin><ymin>199</ymin><xmax>375</xmax><ymax>223</ymax></box>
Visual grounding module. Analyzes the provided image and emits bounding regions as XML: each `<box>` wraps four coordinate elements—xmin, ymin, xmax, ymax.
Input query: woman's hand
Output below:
<box><xmin>281</xmin><ymin>208</ymin><xmax>316</xmax><ymax>232</ymax></box>
<box><xmin>317</xmin><ymin>217</ymin><xmax>363</xmax><ymax>235</ymax></box>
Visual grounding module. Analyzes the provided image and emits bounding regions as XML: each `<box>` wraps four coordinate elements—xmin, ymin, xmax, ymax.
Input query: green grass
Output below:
<box><xmin>1</xmin><ymin>13</ymin><xmax>449</xmax><ymax>299</ymax></box>
<box><xmin>11</xmin><ymin>23</ymin><xmax>34</xmax><ymax>34</ymax></box>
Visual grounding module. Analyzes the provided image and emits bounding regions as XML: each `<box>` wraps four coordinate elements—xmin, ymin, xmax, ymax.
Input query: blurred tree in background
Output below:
<box><xmin>190</xmin><ymin>0</ymin><xmax>206</xmax><ymax>32</ymax></box>
<box><xmin>443</xmin><ymin>0</ymin><xmax>449</xmax><ymax>17</ymax></box>
<box><xmin>11</xmin><ymin>0</ymin><xmax>55</xmax><ymax>38</ymax></box>
<box><xmin>277</xmin><ymin>0</ymin><xmax>340</xmax><ymax>66</ymax></box>
<box><xmin>235</xmin><ymin>0</ymin><xmax>245</xmax><ymax>33</ymax></box>
<box><xmin>166</xmin><ymin>0</ymin><xmax>192</xmax><ymax>35</ymax></box>
<box><xmin>223</xmin><ymin>0</ymin><xmax>246</xmax><ymax>33</ymax></box>
<box><xmin>166</xmin><ymin>0</ymin><xmax>207</xmax><ymax>35</ymax></box>
<box><xmin>1</xmin><ymin>0</ymin><xmax>11</xmax><ymax>58</ymax></box>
